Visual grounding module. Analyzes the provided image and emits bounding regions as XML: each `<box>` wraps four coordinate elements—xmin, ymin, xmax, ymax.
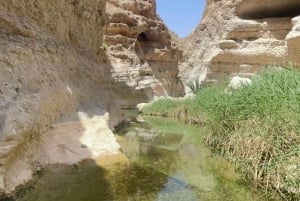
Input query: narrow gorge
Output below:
<box><xmin>0</xmin><ymin>0</ymin><xmax>299</xmax><ymax>200</ymax></box>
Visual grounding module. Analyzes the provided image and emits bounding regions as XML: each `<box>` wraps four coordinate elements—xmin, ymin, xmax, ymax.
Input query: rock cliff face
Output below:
<box><xmin>180</xmin><ymin>0</ymin><xmax>300</xmax><ymax>86</ymax></box>
<box><xmin>0</xmin><ymin>0</ymin><xmax>183</xmax><ymax>194</ymax></box>
<box><xmin>104</xmin><ymin>0</ymin><xmax>184</xmax><ymax>99</ymax></box>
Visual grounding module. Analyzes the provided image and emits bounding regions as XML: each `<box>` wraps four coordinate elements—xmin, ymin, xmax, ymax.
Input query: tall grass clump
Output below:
<box><xmin>142</xmin><ymin>66</ymin><xmax>300</xmax><ymax>200</ymax></box>
<box><xmin>205</xmin><ymin>67</ymin><xmax>300</xmax><ymax>200</ymax></box>
<box><xmin>142</xmin><ymin>98</ymin><xmax>183</xmax><ymax>117</ymax></box>
<box><xmin>185</xmin><ymin>80</ymin><xmax>228</xmax><ymax>119</ymax></box>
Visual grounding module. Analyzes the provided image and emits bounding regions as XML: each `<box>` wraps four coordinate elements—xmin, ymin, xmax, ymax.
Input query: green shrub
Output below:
<box><xmin>142</xmin><ymin>98</ymin><xmax>182</xmax><ymax>115</ymax></box>
<box><xmin>100</xmin><ymin>43</ymin><xmax>108</xmax><ymax>51</ymax></box>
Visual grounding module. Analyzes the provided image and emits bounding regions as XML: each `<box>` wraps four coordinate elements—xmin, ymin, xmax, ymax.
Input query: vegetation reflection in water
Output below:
<box><xmin>17</xmin><ymin>116</ymin><xmax>281</xmax><ymax>201</ymax></box>
<box><xmin>117</xmin><ymin>116</ymin><xmax>281</xmax><ymax>201</ymax></box>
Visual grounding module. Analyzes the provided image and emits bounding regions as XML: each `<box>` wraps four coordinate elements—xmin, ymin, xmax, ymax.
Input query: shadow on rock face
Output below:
<box><xmin>236</xmin><ymin>0</ymin><xmax>300</xmax><ymax>19</ymax></box>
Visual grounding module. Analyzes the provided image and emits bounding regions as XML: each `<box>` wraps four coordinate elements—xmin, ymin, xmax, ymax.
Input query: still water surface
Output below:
<box><xmin>18</xmin><ymin>116</ymin><xmax>281</xmax><ymax>201</ymax></box>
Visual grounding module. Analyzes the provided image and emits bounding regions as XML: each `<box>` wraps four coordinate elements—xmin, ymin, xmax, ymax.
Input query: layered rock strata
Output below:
<box><xmin>180</xmin><ymin>0</ymin><xmax>300</xmax><ymax>86</ymax></box>
<box><xmin>104</xmin><ymin>0</ymin><xmax>184</xmax><ymax>99</ymax></box>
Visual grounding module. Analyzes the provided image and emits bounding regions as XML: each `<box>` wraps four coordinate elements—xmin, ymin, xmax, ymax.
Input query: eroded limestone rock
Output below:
<box><xmin>180</xmin><ymin>0</ymin><xmax>300</xmax><ymax>86</ymax></box>
<box><xmin>104</xmin><ymin>0</ymin><xmax>184</xmax><ymax>99</ymax></box>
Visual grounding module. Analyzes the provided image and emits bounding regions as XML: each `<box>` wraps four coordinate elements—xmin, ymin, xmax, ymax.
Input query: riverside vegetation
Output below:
<box><xmin>142</xmin><ymin>66</ymin><xmax>300</xmax><ymax>201</ymax></box>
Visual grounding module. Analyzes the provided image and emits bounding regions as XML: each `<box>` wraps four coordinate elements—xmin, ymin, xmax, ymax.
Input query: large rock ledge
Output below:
<box><xmin>236</xmin><ymin>0</ymin><xmax>300</xmax><ymax>19</ymax></box>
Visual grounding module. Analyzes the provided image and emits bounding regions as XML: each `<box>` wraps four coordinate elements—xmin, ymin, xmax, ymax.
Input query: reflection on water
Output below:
<box><xmin>156</xmin><ymin>177</ymin><xmax>199</xmax><ymax>201</ymax></box>
<box><xmin>18</xmin><ymin>160</ymin><xmax>170</xmax><ymax>201</ymax></box>
<box><xmin>19</xmin><ymin>160</ymin><xmax>113</xmax><ymax>201</ymax></box>
<box><xmin>17</xmin><ymin>116</ymin><xmax>281</xmax><ymax>201</ymax></box>
<box><xmin>117</xmin><ymin>117</ymin><xmax>281</xmax><ymax>201</ymax></box>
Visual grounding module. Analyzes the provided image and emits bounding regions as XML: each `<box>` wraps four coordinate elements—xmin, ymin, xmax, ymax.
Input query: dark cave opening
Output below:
<box><xmin>137</xmin><ymin>32</ymin><xmax>148</xmax><ymax>43</ymax></box>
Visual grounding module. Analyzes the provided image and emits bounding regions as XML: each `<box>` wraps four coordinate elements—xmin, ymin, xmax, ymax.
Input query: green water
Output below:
<box><xmin>16</xmin><ymin>116</ymin><xmax>281</xmax><ymax>201</ymax></box>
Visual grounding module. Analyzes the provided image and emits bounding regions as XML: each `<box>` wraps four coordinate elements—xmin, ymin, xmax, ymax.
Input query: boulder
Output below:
<box><xmin>228</xmin><ymin>76</ymin><xmax>252</xmax><ymax>90</ymax></box>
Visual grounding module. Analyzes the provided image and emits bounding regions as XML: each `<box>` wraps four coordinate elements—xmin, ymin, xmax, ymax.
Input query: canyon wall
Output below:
<box><xmin>0</xmin><ymin>0</ymin><xmax>183</xmax><ymax>195</ymax></box>
<box><xmin>104</xmin><ymin>0</ymin><xmax>184</xmax><ymax>99</ymax></box>
<box><xmin>180</xmin><ymin>0</ymin><xmax>300</xmax><ymax>86</ymax></box>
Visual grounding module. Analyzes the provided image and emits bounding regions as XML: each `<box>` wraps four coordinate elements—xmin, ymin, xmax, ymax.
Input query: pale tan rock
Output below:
<box><xmin>179</xmin><ymin>0</ymin><xmax>234</xmax><ymax>87</ymax></box>
<box><xmin>104</xmin><ymin>0</ymin><xmax>184</xmax><ymax>98</ymax></box>
<box><xmin>218</xmin><ymin>40</ymin><xmax>239</xmax><ymax>50</ymax></box>
<box><xmin>180</xmin><ymin>0</ymin><xmax>300</xmax><ymax>85</ymax></box>
<box><xmin>228</xmin><ymin>76</ymin><xmax>252</xmax><ymax>90</ymax></box>
<box><xmin>287</xmin><ymin>15</ymin><xmax>300</xmax><ymax>65</ymax></box>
